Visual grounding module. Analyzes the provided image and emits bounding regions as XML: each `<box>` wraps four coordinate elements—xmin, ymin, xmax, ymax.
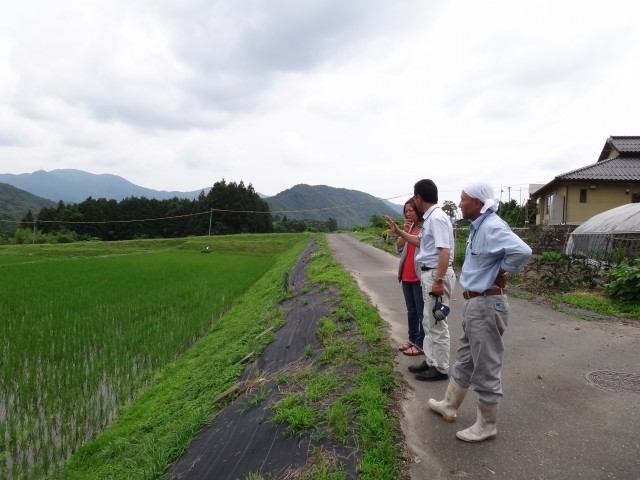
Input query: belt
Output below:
<box><xmin>420</xmin><ymin>265</ymin><xmax>436</xmax><ymax>271</ymax></box>
<box><xmin>463</xmin><ymin>288</ymin><xmax>506</xmax><ymax>300</ymax></box>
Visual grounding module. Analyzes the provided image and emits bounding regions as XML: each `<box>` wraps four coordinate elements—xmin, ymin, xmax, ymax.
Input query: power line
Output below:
<box><xmin>0</xmin><ymin>184</ymin><xmax>532</xmax><ymax>227</ymax></box>
<box><xmin>0</xmin><ymin>195</ymin><xmax>408</xmax><ymax>226</ymax></box>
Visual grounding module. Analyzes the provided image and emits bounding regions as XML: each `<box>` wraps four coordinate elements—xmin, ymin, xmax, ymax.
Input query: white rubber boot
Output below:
<box><xmin>428</xmin><ymin>378</ymin><xmax>468</xmax><ymax>422</ymax></box>
<box><xmin>456</xmin><ymin>401</ymin><xmax>498</xmax><ymax>442</ymax></box>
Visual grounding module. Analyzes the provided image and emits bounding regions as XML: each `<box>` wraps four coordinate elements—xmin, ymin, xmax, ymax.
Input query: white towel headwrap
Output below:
<box><xmin>462</xmin><ymin>182</ymin><xmax>499</xmax><ymax>214</ymax></box>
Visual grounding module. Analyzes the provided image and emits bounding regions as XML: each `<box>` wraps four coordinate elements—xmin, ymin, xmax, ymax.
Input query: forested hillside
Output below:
<box><xmin>0</xmin><ymin>183</ymin><xmax>56</xmax><ymax>232</ymax></box>
<box><xmin>2</xmin><ymin>174</ymin><xmax>405</xmax><ymax>240</ymax></box>
<box><xmin>33</xmin><ymin>180</ymin><xmax>270</xmax><ymax>241</ymax></box>
<box><xmin>266</xmin><ymin>184</ymin><xmax>401</xmax><ymax>229</ymax></box>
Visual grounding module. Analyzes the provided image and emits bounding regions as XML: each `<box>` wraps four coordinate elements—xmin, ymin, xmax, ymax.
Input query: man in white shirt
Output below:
<box><xmin>385</xmin><ymin>179</ymin><xmax>455</xmax><ymax>381</ymax></box>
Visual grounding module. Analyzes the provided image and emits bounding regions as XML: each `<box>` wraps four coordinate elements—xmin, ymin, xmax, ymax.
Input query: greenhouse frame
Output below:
<box><xmin>565</xmin><ymin>203</ymin><xmax>640</xmax><ymax>260</ymax></box>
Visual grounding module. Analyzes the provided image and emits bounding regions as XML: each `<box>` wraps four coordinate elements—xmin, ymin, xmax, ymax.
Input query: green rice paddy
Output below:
<box><xmin>0</xmin><ymin>235</ymin><xmax>307</xmax><ymax>479</ymax></box>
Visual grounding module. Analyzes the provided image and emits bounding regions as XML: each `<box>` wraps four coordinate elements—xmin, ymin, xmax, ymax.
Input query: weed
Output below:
<box><xmin>276</xmin><ymin>373</ymin><xmax>290</xmax><ymax>386</ymax></box>
<box><xmin>317</xmin><ymin>317</ymin><xmax>339</xmax><ymax>341</ymax></box>
<box><xmin>604</xmin><ymin>259</ymin><xmax>640</xmax><ymax>302</ymax></box>
<box><xmin>332</xmin><ymin>306</ymin><xmax>353</xmax><ymax>322</ymax></box>
<box><xmin>319</xmin><ymin>342</ymin><xmax>358</xmax><ymax>365</ymax></box>
<box><xmin>326</xmin><ymin>399</ymin><xmax>351</xmax><ymax>443</ymax></box>
<box><xmin>242</xmin><ymin>385</ymin><xmax>271</xmax><ymax>412</ymax></box>
<box><xmin>552</xmin><ymin>291</ymin><xmax>640</xmax><ymax>320</ymax></box>
<box><xmin>304</xmin><ymin>344</ymin><xmax>314</xmax><ymax>358</ymax></box>
<box><xmin>306</xmin><ymin>235</ymin><xmax>400</xmax><ymax>478</ymax></box>
<box><xmin>271</xmin><ymin>395</ymin><xmax>321</xmax><ymax>438</ymax></box>
<box><xmin>306</xmin><ymin>372</ymin><xmax>342</xmax><ymax>403</ymax></box>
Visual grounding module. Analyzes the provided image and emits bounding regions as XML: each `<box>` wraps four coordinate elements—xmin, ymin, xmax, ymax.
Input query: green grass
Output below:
<box><xmin>509</xmin><ymin>289</ymin><xmax>537</xmax><ymax>301</ymax></box>
<box><xmin>326</xmin><ymin>399</ymin><xmax>350</xmax><ymax>443</ymax></box>
<box><xmin>272</xmin><ymin>395</ymin><xmax>323</xmax><ymax>438</ymax></box>
<box><xmin>347</xmin><ymin>229</ymin><xmax>398</xmax><ymax>255</ymax></box>
<box><xmin>550</xmin><ymin>291</ymin><xmax>640</xmax><ymax>321</ymax></box>
<box><xmin>1</xmin><ymin>251</ymin><xmax>274</xmax><ymax>478</ymax></box>
<box><xmin>305</xmin><ymin>236</ymin><xmax>401</xmax><ymax>479</ymax></box>
<box><xmin>61</xmin><ymin>235</ymin><xmax>308</xmax><ymax>479</ymax></box>
<box><xmin>2</xmin><ymin>232</ymin><xmax>404</xmax><ymax>479</ymax></box>
<box><xmin>0</xmin><ymin>234</ymin><xmax>308</xmax><ymax>479</ymax></box>
<box><xmin>238</xmin><ymin>235</ymin><xmax>402</xmax><ymax>479</ymax></box>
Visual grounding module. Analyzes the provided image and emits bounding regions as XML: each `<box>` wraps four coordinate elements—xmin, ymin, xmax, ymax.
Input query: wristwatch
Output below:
<box><xmin>435</xmin><ymin>278</ymin><xmax>444</xmax><ymax>284</ymax></box>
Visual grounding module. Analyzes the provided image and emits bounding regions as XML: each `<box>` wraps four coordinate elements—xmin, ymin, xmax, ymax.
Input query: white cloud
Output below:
<box><xmin>0</xmin><ymin>0</ymin><xmax>639</xmax><ymax>206</ymax></box>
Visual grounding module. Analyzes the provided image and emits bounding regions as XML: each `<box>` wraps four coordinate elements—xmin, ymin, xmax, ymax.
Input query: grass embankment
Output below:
<box><xmin>261</xmin><ymin>235</ymin><xmax>402</xmax><ymax>479</ymax></box>
<box><xmin>0</xmin><ymin>234</ymin><xmax>308</xmax><ymax>479</ymax></box>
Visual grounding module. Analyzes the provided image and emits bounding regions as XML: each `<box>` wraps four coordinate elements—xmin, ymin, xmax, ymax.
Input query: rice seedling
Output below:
<box><xmin>0</xmin><ymin>237</ymin><xmax>286</xmax><ymax>479</ymax></box>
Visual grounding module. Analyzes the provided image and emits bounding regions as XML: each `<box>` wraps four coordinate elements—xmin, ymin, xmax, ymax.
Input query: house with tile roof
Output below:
<box><xmin>530</xmin><ymin>136</ymin><xmax>640</xmax><ymax>226</ymax></box>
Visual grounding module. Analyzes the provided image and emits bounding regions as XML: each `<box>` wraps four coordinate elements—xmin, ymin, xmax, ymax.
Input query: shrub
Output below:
<box><xmin>604</xmin><ymin>259</ymin><xmax>640</xmax><ymax>302</ymax></box>
<box><xmin>527</xmin><ymin>251</ymin><xmax>603</xmax><ymax>291</ymax></box>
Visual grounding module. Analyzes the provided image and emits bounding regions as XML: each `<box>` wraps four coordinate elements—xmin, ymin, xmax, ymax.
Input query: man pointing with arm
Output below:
<box><xmin>385</xmin><ymin>178</ymin><xmax>456</xmax><ymax>381</ymax></box>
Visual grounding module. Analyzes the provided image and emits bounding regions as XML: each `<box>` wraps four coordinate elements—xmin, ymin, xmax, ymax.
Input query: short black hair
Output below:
<box><xmin>414</xmin><ymin>179</ymin><xmax>438</xmax><ymax>204</ymax></box>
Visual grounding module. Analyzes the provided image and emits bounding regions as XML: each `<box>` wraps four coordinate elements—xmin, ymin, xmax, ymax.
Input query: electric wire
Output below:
<box><xmin>2</xmin><ymin>185</ymin><xmax>532</xmax><ymax>226</ymax></box>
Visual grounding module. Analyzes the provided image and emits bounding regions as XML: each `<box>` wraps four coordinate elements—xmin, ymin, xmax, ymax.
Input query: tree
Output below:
<box><xmin>20</xmin><ymin>210</ymin><xmax>35</xmax><ymax>229</ymax></box>
<box><xmin>498</xmin><ymin>200</ymin><xmax>526</xmax><ymax>227</ymax></box>
<box><xmin>30</xmin><ymin>179</ymin><xmax>272</xmax><ymax>241</ymax></box>
<box><xmin>204</xmin><ymin>179</ymin><xmax>272</xmax><ymax>234</ymax></box>
<box><xmin>369</xmin><ymin>214</ymin><xmax>388</xmax><ymax>228</ymax></box>
<box><xmin>441</xmin><ymin>200</ymin><xmax>458</xmax><ymax>219</ymax></box>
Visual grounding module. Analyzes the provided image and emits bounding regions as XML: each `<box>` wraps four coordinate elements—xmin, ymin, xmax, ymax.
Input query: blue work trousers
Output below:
<box><xmin>401</xmin><ymin>280</ymin><xmax>424</xmax><ymax>348</ymax></box>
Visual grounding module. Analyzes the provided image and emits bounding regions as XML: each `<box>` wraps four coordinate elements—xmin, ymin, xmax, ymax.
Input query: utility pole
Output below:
<box><xmin>208</xmin><ymin>208</ymin><xmax>213</xmax><ymax>236</ymax></box>
<box><xmin>32</xmin><ymin>220</ymin><xmax>36</xmax><ymax>244</ymax></box>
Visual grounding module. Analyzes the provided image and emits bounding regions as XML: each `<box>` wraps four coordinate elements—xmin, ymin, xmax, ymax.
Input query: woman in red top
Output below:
<box><xmin>395</xmin><ymin>198</ymin><xmax>425</xmax><ymax>356</ymax></box>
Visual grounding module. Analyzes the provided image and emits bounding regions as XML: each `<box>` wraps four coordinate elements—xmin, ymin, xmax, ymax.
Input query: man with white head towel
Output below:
<box><xmin>428</xmin><ymin>182</ymin><xmax>532</xmax><ymax>442</ymax></box>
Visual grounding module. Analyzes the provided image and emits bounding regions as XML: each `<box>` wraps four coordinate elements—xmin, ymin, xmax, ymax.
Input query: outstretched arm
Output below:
<box><xmin>384</xmin><ymin>216</ymin><xmax>420</xmax><ymax>247</ymax></box>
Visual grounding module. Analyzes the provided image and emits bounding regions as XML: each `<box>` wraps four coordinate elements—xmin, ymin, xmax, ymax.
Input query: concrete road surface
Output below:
<box><xmin>327</xmin><ymin>233</ymin><xmax>640</xmax><ymax>480</ymax></box>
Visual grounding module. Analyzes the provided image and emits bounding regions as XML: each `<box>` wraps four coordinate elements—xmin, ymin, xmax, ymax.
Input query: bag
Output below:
<box><xmin>431</xmin><ymin>295</ymin><xmax>450</xmax><ymax>322</ymax></box>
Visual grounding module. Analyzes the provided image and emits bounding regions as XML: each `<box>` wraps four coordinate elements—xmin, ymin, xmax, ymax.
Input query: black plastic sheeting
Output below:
<box><xmin>169</xmin><ymin>242</ymin><xmax>360</xmax><ymax>479</ymax></box>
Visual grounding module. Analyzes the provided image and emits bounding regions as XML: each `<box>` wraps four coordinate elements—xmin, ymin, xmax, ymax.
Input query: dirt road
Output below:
<box><xmin>327</xmin><ymin>233</ymin><xmax>640</xmax><ymax>480</ymax></box>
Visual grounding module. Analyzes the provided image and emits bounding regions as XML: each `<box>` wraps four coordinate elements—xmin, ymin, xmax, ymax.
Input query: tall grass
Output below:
<box><xmin>0</xmin><ymin>235</ymin><xmax>303</xmax><ymax>479</ymax></box>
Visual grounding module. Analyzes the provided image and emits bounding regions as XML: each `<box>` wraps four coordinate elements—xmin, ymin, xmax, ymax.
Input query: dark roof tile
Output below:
<box><xmin>609</xmin><ymin>136</ymin><xmax>640</xmax><ymax>153</ymax></box>
<box><xmin>558</xmin><ymin>156</ymin><xmax>640</xmax><ymax>181</ymax></box>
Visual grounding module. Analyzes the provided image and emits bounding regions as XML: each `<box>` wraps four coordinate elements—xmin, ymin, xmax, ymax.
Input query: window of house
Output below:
<box><xmin>579</xmin><ymin>189</ymin><xmax>587</xmax><ymax>203</ymax></box>
<box><xmin>632</xmin><ymin>193</ymin><xmax>640</xmax><ymax>203</ymax></box>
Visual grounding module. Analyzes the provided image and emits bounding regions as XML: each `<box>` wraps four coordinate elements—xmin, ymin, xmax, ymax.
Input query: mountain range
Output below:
<box><xmin>0</xmin><ymin>169</ymin><xmax>402</xmax><ymax>229</ymax></box>
<box><xmin>0</xmin><ymin>169</ymin><xmax>206</xmax><ymax>203</ymax></box>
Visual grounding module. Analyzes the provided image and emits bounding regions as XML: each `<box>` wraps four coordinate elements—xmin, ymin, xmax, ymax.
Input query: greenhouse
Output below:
<box><xmin>565</xmin><ymin>203</ymin><xmax>640</xmax><ymax>260</ymax></box>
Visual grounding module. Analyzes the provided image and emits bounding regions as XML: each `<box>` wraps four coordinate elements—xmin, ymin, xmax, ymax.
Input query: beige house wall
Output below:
<box><xmin>565</xmin><ymin>183</ymin><xmax>634</xmax><ymax>224</ymax></box>
<box><xmin>534</xmin><ymin>181</ymin><xmax>639</xmax><ymax>225</ymax></box>
<box><xmin>535</xmin><ymin>201</ymin><xmax>544</xmax><ymax>225</ymax></box>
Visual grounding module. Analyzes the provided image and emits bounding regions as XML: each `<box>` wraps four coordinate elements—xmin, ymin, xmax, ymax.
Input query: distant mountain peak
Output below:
<box><xmin>0</xmin><ymin>169</ymin><xmax>208</xmax><ymax>203</ymax></box>
<box><xmin>0</xmin><ymin>170</ymin><xmax>403</xmax><ymax>229</ymax></box>
<box><xmin>265</xmin><ymin>184</ymin><xmax>401</xmax><ymax>229</ymax></box>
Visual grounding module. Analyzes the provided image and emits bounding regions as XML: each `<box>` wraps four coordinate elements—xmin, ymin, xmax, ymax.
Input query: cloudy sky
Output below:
<box><xmin>1</xmin><ymin>0</ymin><xmax>638</xmax><ymax>206</ymax></box>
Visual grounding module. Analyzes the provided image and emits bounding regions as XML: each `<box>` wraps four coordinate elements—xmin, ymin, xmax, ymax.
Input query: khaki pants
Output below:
<box><xmin>452</xmin><ymin>294</ymin><xmax>509</xmax><ymax>404</ymax></box>
<box><xmin>420</xmin><ymin>267</ymin><xmax>456</xmax><ymax>374</ymax></box>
